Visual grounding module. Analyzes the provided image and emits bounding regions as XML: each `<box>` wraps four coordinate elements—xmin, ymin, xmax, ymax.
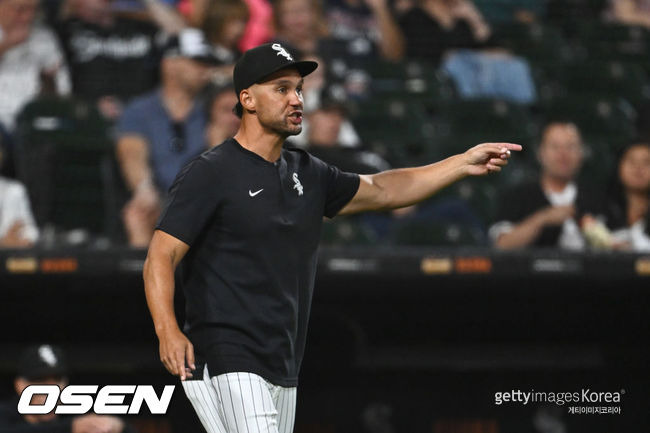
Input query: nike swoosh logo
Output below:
<box><xmin>249</xmin><ymin>189</ymin><xmax>263</xmax><ymax>197</ymax></box>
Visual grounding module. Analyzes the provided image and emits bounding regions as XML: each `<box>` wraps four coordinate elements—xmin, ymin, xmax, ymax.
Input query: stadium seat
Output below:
<box><xmin>540</xmin><ymin>97</ymin><xmax>638</xmax><ymax>145</ymax></box>
<box><xmin>579</xmin><ymin>135</ymin><xmax>618</xmax><ymax>188</ymax></box>
<box><xmin>320</xmin><ymin>218</ymin><xmax>378</xmax><ymax>245</ymax></box>
<box><xmin>390</xmin><ymin>219</ymin><xmax>486</xmax><ymax>246</ymax></box>
<box><xmin>558</xmin><ymin>61</ymin><xmax>650</xmax><ymax>104</ymax></box>
<box><xmin>427</xmin><ymin>99</ymin><xmax>539</xmax><ymax>162</ymax></box>
<box><xmin>14</xmin><ymin>97</ymin><xmax>118</xmax><ymax>239</ymax></box>
<box><xmin>365</xmin><ymin>59</ymin><xmax>456</xmax><ymax>108</ymax></box>
<box><xmin>493</xmin><ymin>22</ymin><xmax>572</xmax><ymax>64</ymax></box>
<box><xmin>574</xmin><ymin>22</ymin><xmax>650</xmax><ymax>62</ymax></box>
<box><xmin>351</xmin><ymin>97</ymin><xmax>436</xmax><ymax>166</ymax></box>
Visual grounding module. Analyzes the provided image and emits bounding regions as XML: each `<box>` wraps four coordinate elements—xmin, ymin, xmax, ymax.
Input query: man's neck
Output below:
<box><xmin>541</xmin><ymin>174</ymin><xmax>571</xmax><ymax>193</ymax></box>
<box><xmin>234</xmin><ymin>120</ymin><xmax>285</xmax><ymax>163</ymax></box>
<box><xmin>161</xmin><ymin>85</ymin><xmax>193</xmax><ymax>122</ymax></box>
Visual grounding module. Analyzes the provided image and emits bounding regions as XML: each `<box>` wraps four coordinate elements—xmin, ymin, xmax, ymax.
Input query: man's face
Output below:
<box><xmin>174</xmin><ymin>58</ymin><xmax>213</xmax><ymax>94</ymax></box>
<box><xmin>308</xmin><ymin>108</ymin><xmax>343</xmax><ymax>147</ymax></box>
<box><xmin>14</xmin><ymin>376</ymin><xmax>67</xmax><ymax>423</ymax></box>
<box><xmin>248</xmin><ymin>68</ymin><xmax>304</xmax><ymax>137</ymax></box>
<box><xmin>538</xmin><ymin>123</ymin><xmax>584</xmax><ymax>182</ymax></box>
<box><xmin>278</xmin><ymin>0</ymin><xmax>314</xmax><ymax>36</ymax></box>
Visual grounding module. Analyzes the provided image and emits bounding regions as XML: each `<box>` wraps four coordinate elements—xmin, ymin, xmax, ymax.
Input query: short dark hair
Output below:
<box><xmin>234</xmin><ymin>101</ymin><xmax>243</xmax><ymax>118</ymax></box>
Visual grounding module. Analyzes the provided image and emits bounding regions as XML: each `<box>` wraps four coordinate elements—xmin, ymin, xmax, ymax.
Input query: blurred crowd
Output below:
<box><xmin>0</xmin><ymin>0</ymin><xmax>649</xmax><ymax>251</ymax></box>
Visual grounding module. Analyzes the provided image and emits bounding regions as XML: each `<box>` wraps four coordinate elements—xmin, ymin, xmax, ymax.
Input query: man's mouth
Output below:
<box><xmin>289</xmin><ymin>111</ymin><xmax>303</xmax><ymax>124</ymax></box>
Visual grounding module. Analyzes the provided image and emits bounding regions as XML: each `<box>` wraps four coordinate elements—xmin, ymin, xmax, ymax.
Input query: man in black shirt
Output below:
<box><xmin>143</xmin><ymin>42</ymin><xmax>521</xmax><ymax>433</ymax></box>
<box><xmin>0</xmin><ymin>344</ymin><xmax>129</xmax><ymax>433</ymax></box>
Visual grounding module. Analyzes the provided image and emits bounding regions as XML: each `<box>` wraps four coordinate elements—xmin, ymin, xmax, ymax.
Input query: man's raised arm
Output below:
<box><xmin>143</xmin><ymin>230</ymin><xmax>194</xmax><ymax>380</ymax></box>
<box><xmin>339</xmin><ymin>143</ymin><xmax>522</xmax><ymax>215</ymax></box>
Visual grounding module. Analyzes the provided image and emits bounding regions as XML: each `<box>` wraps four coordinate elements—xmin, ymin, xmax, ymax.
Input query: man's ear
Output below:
<box><xmin>240</xmin><ymin>89</ymin><xmax>255</xmax><ymax>113</ymax></box>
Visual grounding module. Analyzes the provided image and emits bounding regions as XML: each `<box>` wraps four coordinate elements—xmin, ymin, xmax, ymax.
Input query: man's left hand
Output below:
<box><xmin>463</xmin><ymin>142</ymin><xmax>522</xmax><ymax>176</ymax></box>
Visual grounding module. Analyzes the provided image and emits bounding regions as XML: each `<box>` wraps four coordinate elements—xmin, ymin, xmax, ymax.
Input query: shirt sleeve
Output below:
<box><xmin>318</xmin><ymin>159</ymin><xmax>360</xmax><ymax>219</ymax></box>
<box><xmin>115</xmin><ymin>101</ymin><xmax>147</xmax><ymax>138</ymax></box>
<box><xmin>155</xmin><ymin>157</ymin><xmax>221</xmax><ymax>246</ymax></box>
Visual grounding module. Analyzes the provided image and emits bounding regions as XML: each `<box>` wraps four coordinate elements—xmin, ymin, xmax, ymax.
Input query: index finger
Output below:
<box><xmin>485</xmin><ymin>143</ymin><xmax>523</xmax><ymax>152</ymax></box>
<box><xmin>175</xmin><ymin>352</ymin><xmax>187</xmax><ymax>380</ymax></box>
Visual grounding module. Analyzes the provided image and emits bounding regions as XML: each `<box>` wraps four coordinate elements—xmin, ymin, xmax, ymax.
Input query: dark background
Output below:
<box><xmin>0</xmin><ymin>247</ymin><xmax>648</xmax><ymax>433</ymax></box>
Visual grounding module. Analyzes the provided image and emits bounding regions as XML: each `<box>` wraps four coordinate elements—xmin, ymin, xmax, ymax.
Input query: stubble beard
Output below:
<box><xmin>262</xmin><ymin>114</ymin><xmax>302</xmax><ymax>137</ymax></box>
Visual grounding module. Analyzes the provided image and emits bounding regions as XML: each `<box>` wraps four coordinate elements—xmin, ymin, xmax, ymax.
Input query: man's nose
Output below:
<box><xmin>289</xmin><ymin>90</ymin><xmax>303</xmax><ymax>107</ymax></box>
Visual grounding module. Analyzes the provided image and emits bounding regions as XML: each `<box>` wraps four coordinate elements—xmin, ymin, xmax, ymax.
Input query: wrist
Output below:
<box><xmin>532</xmin><ymin>208</ymin><xmax>549</xmax><ymax>227</ymax></box>
<box><xmin>155</xmin><ymin>323</ymin><xmax>180</xmax><ymax>337</ymax></box>
<box><xmin>135</xmin><ymin>177</ymin><xmax>155</xmax><ymax>193</ymax></box>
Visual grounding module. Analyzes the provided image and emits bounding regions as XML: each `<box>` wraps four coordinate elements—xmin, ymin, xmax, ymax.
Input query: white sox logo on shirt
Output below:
<box><xmin>271</xmin><ymin>43</ymin><xmax>293</xmax><ymax>61</ymax></box>
<box><xmin>292</xmin><ymin>173</ymin><xmax>303</xmax><ymax>196</ymax></box>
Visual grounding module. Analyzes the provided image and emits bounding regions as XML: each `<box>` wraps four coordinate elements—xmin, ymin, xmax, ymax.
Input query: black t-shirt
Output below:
<box><xmin>493</xmin><ymin>180</ymin><xmax>603</xmax><ymax>248</ymax></box>
<box><xmin>0</xmin><ymin>399</ymin><xmax>71</xmax><ymax>433</ymax></box>
<box><xmin>156</xmin><ymin>138</ymin><xmax>360</xmax><ymax>386</ymax></box>
<box><xmin>0</xmin><ymin>399</ymin><xmax>136</xmax><ymax>433</ymax></box>
<box><xmin>56</xmin><ymin>17</ymin><xmax>162</xmax><ymax>102</ymax></box>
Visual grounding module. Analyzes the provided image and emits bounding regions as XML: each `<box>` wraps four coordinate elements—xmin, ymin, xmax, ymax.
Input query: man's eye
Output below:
<box><xmin>296</xmin><ymin>88</ymin><xmax>303</xmax><ymax>95</ymax></box>
<box><xmin>278</xmin><ymin>87</ymin><xmax>286</xmax><ymax>93</ymax></box>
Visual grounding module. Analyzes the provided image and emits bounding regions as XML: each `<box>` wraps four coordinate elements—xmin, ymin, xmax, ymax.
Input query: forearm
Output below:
<box><xmin>372</xmin><ymin>5</ymin><xmax>405</xmax><ymax>60</ymax></box>
<box><xmin>462</xmin><ymin>4</ymin><xmax>491</xmax><ymax>41</ymax></box>
<box><xmin>495</xmin><ymin>210</ymin><xmax>546</xmax><ymax>249</ymax></box>
<box><xmin>141</xmin><ymin>0</ymin><xmax>186</xmax><ymax>34</ymax></box>
<box><xmin>116</xmin><ymin>138</ymin><xmax>154</xmax><ymax>191</ymax></box>
<box><xmin>371</xmin><ymin>153</ymin><xmax>468</xmax><ymax>210</ymax></box>
<box><xmin>143</xmin><ymin>251</ymin><xmax>180</xmax><ymax>336</ymax></box>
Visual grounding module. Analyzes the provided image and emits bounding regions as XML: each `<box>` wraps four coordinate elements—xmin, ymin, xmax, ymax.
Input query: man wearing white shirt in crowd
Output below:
<box><xmin>0</xmin><ymin>0</ymin><xmax>71</xmax><ymax>132</ymax></box>
<box><xmin>0</xmin><ymin>143</ymin><xmax>38</xmax><ymax>248</ymax></box>
<box><xmin>490</xmin><ymin>121</ymin><xmax>603</xmax><ymax>250</ymax></box>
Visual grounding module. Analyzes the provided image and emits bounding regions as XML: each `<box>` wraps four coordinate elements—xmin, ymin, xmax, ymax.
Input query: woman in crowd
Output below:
<box><xmin>273</xmin><ymin>0</ymin><xmax>329</xmax><ymax>57</ymax></box>
<box><xmin>604</xmin><ymin>141</ymin><xmax>650</xmax><ymax>251</ymax></box>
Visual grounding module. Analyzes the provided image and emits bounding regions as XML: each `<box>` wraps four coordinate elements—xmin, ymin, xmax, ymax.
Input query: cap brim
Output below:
<box><xmin>190</xmin><ymin>55</ymin><xmax>222</xmax><ymax>66</ymax></box>
<box><xmin>257</xmin><ymin>60</ymin><xmax>318</xmax><ymax>84</ymax></box>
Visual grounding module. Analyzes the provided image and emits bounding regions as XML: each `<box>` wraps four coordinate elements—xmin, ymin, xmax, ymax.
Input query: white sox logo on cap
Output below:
<box><xmin>272</xmin><ymin>43</ymin><xmax>293</xmax><ymax>61</ymax></box>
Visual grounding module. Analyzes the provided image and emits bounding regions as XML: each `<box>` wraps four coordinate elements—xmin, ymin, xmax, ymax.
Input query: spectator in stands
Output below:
<box><xmin>400</xmin><ymin>0</ymin><xmax>536</xmax><ymax>103</ymax></box>
<box><xmin>0</xmin><ymin>344</ymin><xmax>132</xmax><ymax>433</ymax></box>
<box><xmin>305</xmin><ymin>88</ymin><xmax>390</xmax><ymax>173</ymax></box>
<box><xmin>56</xmin><ymin>0</ymin><xmax>185</xmax><ymax>120</ymax></box>
<box><xmin>0</xmin><ymin>0</ymin><xmax>71</xmax><ymax>132</ymax></box>
<box><xmin>116</xmin><ymin>28</ymin><xmax>216</xmax><ymax>247</ymax></box>
<box><xmin>325</xmin><ymin>0</ymin><xmax>405</xmax><ymax>60</ymax></box>
<box><xmin>205</xmin><ymin>84</ymin><xmax>241</xmax><ymax>148</ymax></box>
<box><xmin>606</xmin><ymin>0</ymin><xmax>650</xmax><ymax>28</ymax></box>
<box><xmin>490</xmin><ymin>122</ymin><xmax>602</xmax><ymax>250</ymax></box>
<box><xmin>273</xmin><ymin>0</ymin><xmax>330</xmax><ymax>57</ymax></box>
<box><xmin>291</xmin><ymin>57</ymin><xmax>362</xmax><ymax>147</ymax></box>
<box><xmin>0</xmin><ymin>140</ymin><xmax>38</xmax><ymax>248</ymax></box>
<box><xmin>399</xmin><ymin>0</ymin><xmax>491</xmax><ymax>64</ymax></box>
<box><xmin>200</xmin><ymin>0</ymin><xmax>249</xmax><ymax>86</ymax></box>
<box><xmin>604</xmin><ymin>141</ymin><xmax>650</xmax><ymax>251</ymax></box>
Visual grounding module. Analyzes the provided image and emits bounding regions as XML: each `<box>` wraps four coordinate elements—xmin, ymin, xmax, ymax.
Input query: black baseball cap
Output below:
<box><xmin>18</xmin><ymin>344</ymin><xmax>68</xmax><ymax>380</ymax></box>
<box><xmin>233</xmin><ymin>43</ymin><xmax>318</xmax><ymax>117</ymax></box>
<box><xmin>163</xmin><ymin>28</ymin><xmax>220</xmax><ymax>65</ymax></box>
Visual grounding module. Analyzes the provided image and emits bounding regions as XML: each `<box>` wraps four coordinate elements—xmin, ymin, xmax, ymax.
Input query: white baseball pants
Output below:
<box><xmin>182</xmin><ymin>365</ymin><xmax>297</xmax><ymax>433</ymax></box>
